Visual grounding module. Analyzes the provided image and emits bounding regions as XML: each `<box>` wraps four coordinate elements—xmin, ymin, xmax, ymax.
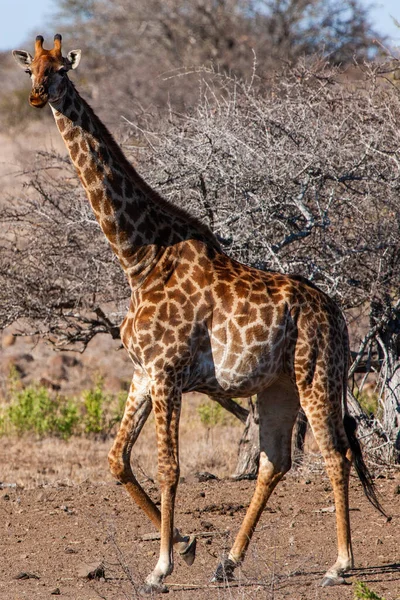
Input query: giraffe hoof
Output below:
<box><xmin>321</xmin><ymin>575</ymin><xmax>346</xmax><ymax>587</ymax></box>
<box><xmin>179</xmin><ymin>535</ymin><xmax>197</xmax><ymax>566</ymax></box>
<box><xmin>139</xmin><ymin>582</ymin><xmax>169</xmax><ymax>595</ymax></box>
<box><xmin>210</xmin><ymin>559</ymin><xmax>236</xmax><ymax>583</ymax></box>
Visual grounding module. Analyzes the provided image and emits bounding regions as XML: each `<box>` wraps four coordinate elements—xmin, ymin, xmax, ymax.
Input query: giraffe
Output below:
<box><xmin>13</xmin><ymin>34</ymin><xmax>385</xmax><ymax>593</ymax></box>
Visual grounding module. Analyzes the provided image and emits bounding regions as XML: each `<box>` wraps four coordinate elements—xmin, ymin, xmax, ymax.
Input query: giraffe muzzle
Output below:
<box><xmin>29</xmin><ymin>87</ymin><xmax>49</xmax><ymax>108</ymax></box>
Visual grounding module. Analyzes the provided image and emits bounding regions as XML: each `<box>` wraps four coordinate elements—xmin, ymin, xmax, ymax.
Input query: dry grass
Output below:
<box><xmin>0</xmin><ymin>392</ymin><xmax>243</xmax><ymax>489</ymax></box>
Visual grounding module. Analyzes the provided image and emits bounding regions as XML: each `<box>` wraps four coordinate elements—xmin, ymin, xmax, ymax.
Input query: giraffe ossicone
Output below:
<box><xmin>13</xmin><ymin>34</ymin><xmax>386</xmax><ymax>594</ymax></box>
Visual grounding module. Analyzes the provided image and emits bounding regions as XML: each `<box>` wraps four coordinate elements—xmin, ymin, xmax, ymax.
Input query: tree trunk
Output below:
<box><xmin>292</xmin><ymin>408</ymin><xmax>308</xmax><ymax>467</ymax></box>
<box><xmin>232</xmin><ymin>398</ymin><xmax>259</xmax><ymax>479</ymax></box>
<box><xmin>233</xmin><ymin>403</ymin><xmax>310</xmax><ymax>478</ymax></box>
<box><xmin>383</xmin><ymin>361</ymin><xmax>400</xmax><ymax>463</ymax></box>
<box><xmin>381</xmin><ymin>322</ymin><xmax>400</xmax><ymax>463</ymax></box>
<box><xmin>374</xmin><ymin>301</ymin><xmax>400</xmax><ymax>463</ymax></box>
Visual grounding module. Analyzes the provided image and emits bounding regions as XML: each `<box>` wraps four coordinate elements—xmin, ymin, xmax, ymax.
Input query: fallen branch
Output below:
<box><xmin>140</xmin><ymin>529</ymin><xmax>230</xmax><ymax>542</ymax></box>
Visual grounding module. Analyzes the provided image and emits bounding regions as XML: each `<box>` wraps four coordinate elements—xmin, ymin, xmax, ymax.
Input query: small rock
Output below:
<box><xmin>195</xmin><ymin>471</ymin><xmax>218</xmax><ymax>482</ymax></box>
<box><xmin>77</xmin><ymin>561</ymin><xmax>105</xmax><ymax>580</ymax></box>
<box><xmin>14</xmin><ymin>572</ymin><xmax>40</xmax><ymax>580</ymax></box>
<box><xmin>0</xmin><ymin>482</ymin><xmax>17</xmax><ymax>490</ymax></box>
<box><xmin>51</xmin><ymin>588</ymin><xmax>61</xmax><ymax>596</ymax></box>
<box><xmin>200</xmin><ymin>520</ymin><xmax>215</xmax><ymax>531</ymax></box>
<box><xmin>38</xmin><ymin>377</ymin><xmax>61</xmax><ymax>391</ymax></box>
<box><xmin>60</xmin><ymin>505</ymin><xmax>76</xmax><ymax>515</ymax></box>
<box><xmin>2</xmin><ymin>334</ymin><xmax>16</xmax><ymax>348</ymax></box>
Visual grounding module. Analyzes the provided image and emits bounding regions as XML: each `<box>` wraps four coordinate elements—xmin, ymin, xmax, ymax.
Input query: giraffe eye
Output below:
<box><xmin>25</xmin><ymin>68</ymin><xmax>31</xmax><ymax>75</ymax></box>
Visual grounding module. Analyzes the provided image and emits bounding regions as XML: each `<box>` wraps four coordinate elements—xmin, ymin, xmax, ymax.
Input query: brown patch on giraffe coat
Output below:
<box><xmin>70</xmin><ymin>142</ymin><xmax>79</xmax><ymax>161</ymax></box>
<box><xmin>112</xmin><ymin>197</ymin><xmax>123</xmax><ymax>212</ymax></box>
<box><xmin>187</xmin><ymin>291</ymin><xmax>201</xmax><ymax>308</ymax></box>
<box><xmin>101</xmin><ymin>219</ymin><xmax>117</xmax><ymax>242</ymax></box>
<box><xmin>165</xmin><ymin>346</ymin><xmax>178</xmax><ymax>360</ymax></box>
<box><xmin>138</xmin><ymin>333</ymin><xmax>152</xmax><ymax>347</ymax></box>
<box><xmin>89</xmin><ymin>189</ymin><xmax>103</xmax><ymax>214</ymax></box>
<box><xmin>64</xmin><ymin>128</ymin><xmax>79</xmax><ymax>142</ymax></box>
<box><xmin>161</xmin><ymin>329</ymin><xmax>176</xmax><ymax>347</ymax></box>
<box><xmin>57</xmin><ymin>117</ymin><xmax>67</xmax><ymax>133</ymax></box>
<box><xmin>142</xmin><ymin>216</ymin><xmax>157</xmax><ymax>238</ymax></box>
<box><xmin>109</xmin><ymin>173</ymin><xmax>123</xmax><ymax>196</ymax></box>
<box><xmin>80</xmin><ymin>112</ymin><xmax>90</xmax><ymax>131</ymax></box>
<box><xmin>233</xmin><ymin>280</ymin><xmax>250</xmax><ymax>299</ymax></box>
<box><xmin>137</xmin><ymin>304</ymin><xmax>157</xmax><ymax>325</ymax></box>
<box><xmin>245</xmin><ymin>324</ymin><xmax>265</xmax><ymax>345</ymax></box>
<box><xmin>124</xmin><ymin>179</ymin><xmax>134</xmax><ymax>198</ymax></box>
<box><xmin>84</xmin><ymin>168</ymin><xmax>100</xmax><ymax>186</ymax></box>
<box><xmin>181</xmin><ymin>300</ymin><xmax>194</xmax><ymax>323</ymax></box>
<box><xmin>183</xmin><ymin>244</ymin><xmax>196</xmax><ymax>262</ymax></box>
<box><xmin>180</xmin><ymin>278</ymin><xmax>198</xmax><ymax>298</ymax></box>
<box><xmin>103</xmin><ymin>201</ymin><xmax>113</xmax><ymax>217</ymax></box>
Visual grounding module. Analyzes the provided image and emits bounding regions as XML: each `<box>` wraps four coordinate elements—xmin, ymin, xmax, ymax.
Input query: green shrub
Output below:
<box><xmin>0</xmin><ymin>371</ymin><xmax>125</xmax><ymax>440</ymax></box>
<box><xmin>354</xmin><ymin>386</ymin><xmax>379</xmax><ymax>417</ymax></box>
<box><xmin>82</xmin><ymin>381</ymin><xmax>107</xmax><ymax>434</ymax></box>
<box><xmin>197</xmin><ymin>399</ymin><xmax>239</xmax><ymax>428</ymax></box>
<box><xmin>81</xmin><ymin>379</ymin><xmax>125</xmax><ymax>435</ymax></box>
<box><xmin>1</xmin><ymin>384</ymin><xmax>79</xmax><ymax>439</ymax></box>
<box><xmin>354</xmin><ymin>581</ymin><xmax>385</xmax><ymax>600</ymax></box>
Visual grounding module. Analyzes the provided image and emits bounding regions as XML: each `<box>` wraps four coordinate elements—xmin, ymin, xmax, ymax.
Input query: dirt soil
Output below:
<box><xmin>0</xmin><ymin>440</ymin><xmax>399</xmax><ymax>600</ymax></box>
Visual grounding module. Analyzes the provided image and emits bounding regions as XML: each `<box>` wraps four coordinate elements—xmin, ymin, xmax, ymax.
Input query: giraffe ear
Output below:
<box><xmin>66</xmin><ymin>49</ymin><xmax>82</xmax><ymax>70</ymax></box>
<box><xmin>12</xmin><ymin>50</ymin><xmax>33</xmax><ymax>69</ymax></box>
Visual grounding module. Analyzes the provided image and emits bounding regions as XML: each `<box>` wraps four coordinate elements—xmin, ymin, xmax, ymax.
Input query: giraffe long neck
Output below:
<box><xmin>50</xmin><ymin>80</ymin><xmax>219</xmax><ymax>288</ymax></box>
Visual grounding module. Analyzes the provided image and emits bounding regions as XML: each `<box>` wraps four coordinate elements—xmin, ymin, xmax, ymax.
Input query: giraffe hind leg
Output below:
<box><xmin>300</xmin><ymin>396</ymin><xmax>353</xmax><ymax>586</ymax></box>
<box><xmin>212</xmin><ymin>379</ymin><xmax>299</xmax><ymax>582</ymax></box>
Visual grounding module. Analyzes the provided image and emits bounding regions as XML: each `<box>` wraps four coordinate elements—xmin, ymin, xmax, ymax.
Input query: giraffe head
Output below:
<box><xmin>13</xmin><ymin>34</ymin><xmax>81</xmax><ymax>108</ymax></box>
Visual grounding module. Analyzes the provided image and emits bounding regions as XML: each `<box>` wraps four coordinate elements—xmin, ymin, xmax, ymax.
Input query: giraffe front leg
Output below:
<box><xmin>141</xmin><ymin>380</ymin><xmax>182</xmax><ymax>594</ymax></box>
<box><xmin>108</xmin><ymin>377</ymin><xmax>195</xmax><ymax>590</ymax></box>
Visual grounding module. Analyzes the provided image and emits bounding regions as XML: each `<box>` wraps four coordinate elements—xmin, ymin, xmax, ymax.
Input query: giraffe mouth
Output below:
<box><xmin>29</xmin><ymin>92</ymin><xmax>49</xmax><ymax>108</ymax></box>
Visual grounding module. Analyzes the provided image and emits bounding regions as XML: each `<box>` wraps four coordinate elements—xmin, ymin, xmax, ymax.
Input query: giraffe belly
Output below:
<box><xmin>184</xmin><ymin>346</ymin><xmax>283</xmax><ymax>398</ymax></box>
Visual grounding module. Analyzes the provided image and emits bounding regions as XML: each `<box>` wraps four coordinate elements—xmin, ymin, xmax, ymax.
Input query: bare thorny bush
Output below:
<box><xmin>0</xmin><ymin>154</ymin><xmax>128</xmax><ymax>344</ymax></box>
<box><xmin>133</xmin><ymin>60</ymin><xmax>400</xmax><ymax>462</ymax></box>
<box><xmin>1</xmin><ymin>59</ymin><xmax>399</xmax><ymax>460</ymax></box>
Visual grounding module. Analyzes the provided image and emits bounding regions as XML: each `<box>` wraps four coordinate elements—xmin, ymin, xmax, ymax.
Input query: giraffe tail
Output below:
<box><xmin>343</xmin><ymin>414</ymin><xmax>388</xmax><ymax>519</ymax></box>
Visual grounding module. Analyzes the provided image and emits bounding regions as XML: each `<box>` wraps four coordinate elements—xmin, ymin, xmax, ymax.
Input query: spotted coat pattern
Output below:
<box><xmin>14</xmin><ymin>35</ymin><xmax>356</xmax><ymax>592</ymax></box>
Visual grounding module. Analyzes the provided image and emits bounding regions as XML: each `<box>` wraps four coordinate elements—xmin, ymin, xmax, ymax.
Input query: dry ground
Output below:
<box><xmin>0</xmin><ymin>331</ymin><xmax>399</xmax><ymax>600</ymax></box>
<box><xmin>1</xmin><ymin>431</ymin><xmax>399</xmax><ymax>600</ymax></box>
